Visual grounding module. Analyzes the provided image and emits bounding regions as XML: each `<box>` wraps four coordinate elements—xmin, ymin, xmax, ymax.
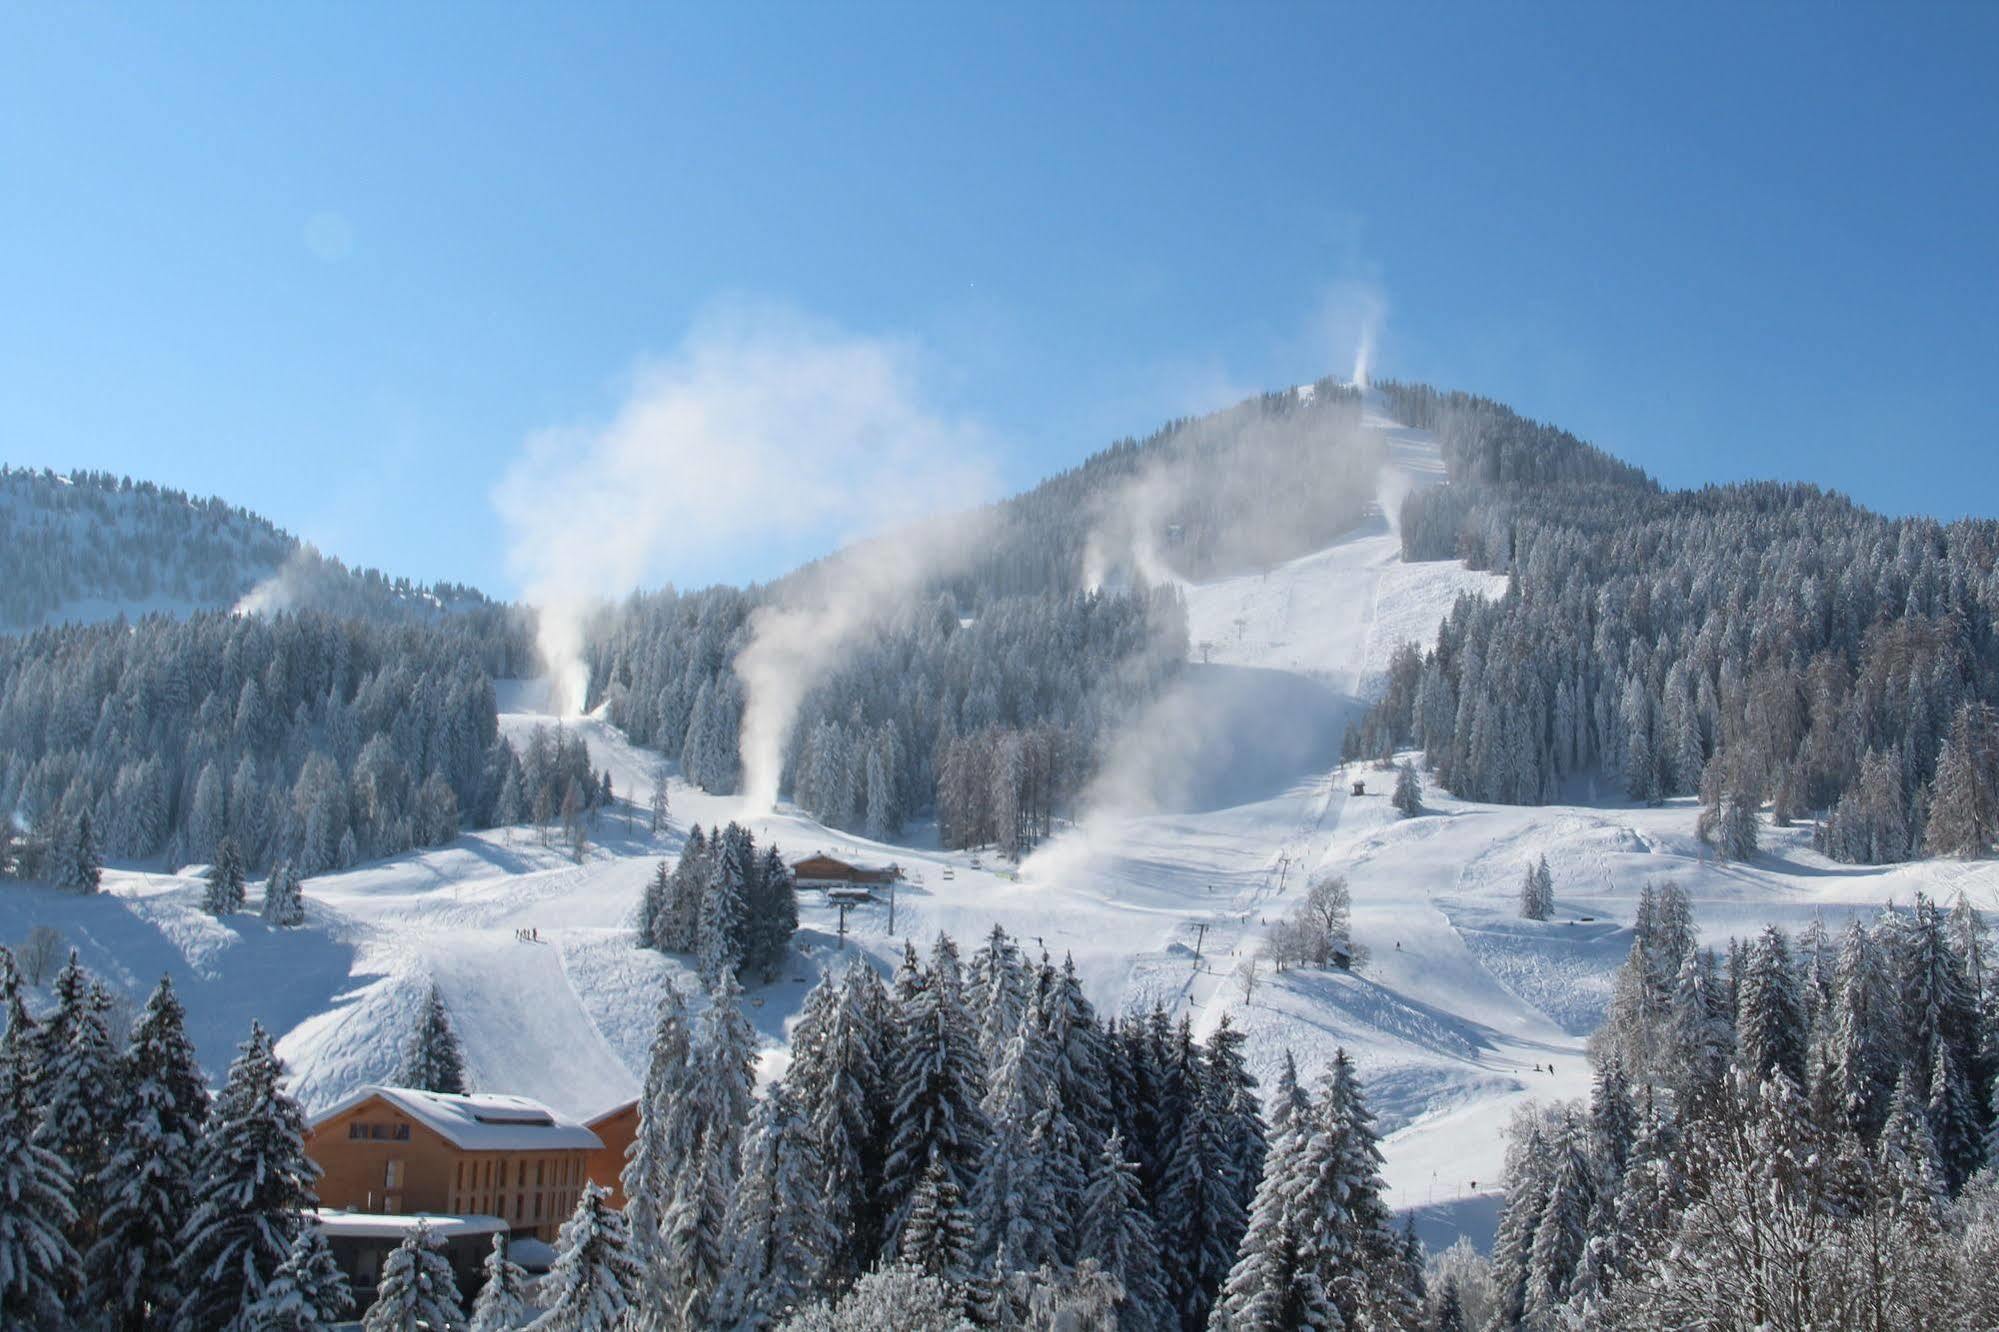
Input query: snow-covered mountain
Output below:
<box><xmin>12</xmin><ymin>389</ymin><xmax>1990</xmax><ymax>1259</ymax></box>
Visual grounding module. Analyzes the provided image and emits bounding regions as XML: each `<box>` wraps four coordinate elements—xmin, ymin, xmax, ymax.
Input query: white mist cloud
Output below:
<box><xmin>493</xmin><ymin>302</ymin><xmax>997</xmax><ymax>777</ymax></box>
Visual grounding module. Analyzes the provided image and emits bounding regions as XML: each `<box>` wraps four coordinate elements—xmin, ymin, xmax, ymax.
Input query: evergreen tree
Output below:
<box><xmin>397</xmin><ymin>983</ymin><xmax>468</xmax><ymax>1095</ymax></box>
<box><xmin>898</xmin><ymin>1153</ymin><xmax>975</xmax><ymax>1287</ymax></box>
<box><xmin>638</xmin><ymin>861</ymin><xmax>672</xmax><ymax>951</ymax></box>
<box><xmin>1827</xmin><ymin>918</ymin><xmax>1896</xmax><ymax>1138</ymax></box>
<box><xmin>1393</xmin><ymin>759</ymin><xmax>1422</xmax><ymax>815</ymax></box>
<box><xmin>528</xmin><ymin>1183</ymin><xmax>644</xmax><ymax>1332</ymax></box>
<box><xmin>1736</xmin><ymin>924</ymin><xmax>1806</xmax><ymax>1086</ymax></box>
<box><xmin>1518</xmin><ymin>860</ymin><xmax>1550</xmax><ymax>921</ymax></box>
<box><xmin>35</xmin><ymin>972</ymin><xmax>120</xmax><ymax>1283</ymax></box>
<box><xmin>713</xmin><ymin>1080</ymin><xmax>835</xmax><ymax>1329</ymax></box>
<box><xmin>658</xmin><ymin>973</ymin><xmax>758</xmax><ymax>1328</ymax></box>
<box><xmin>787</xmin><ymin>957</ymin><xmax>890</xmax><ymax>1288</ymax></box>
<box><xmin>649</xmin><ymin>769</ymin><xmax>671</xmax><ymax>837</ymax></box>
<box><xmin>261</xmin><ymin>860</ymin><xmax>306</xmax><ymax>927</ymax></box>
<box><xmin>245</xmin><ymin>1226</ymin><xmax>353</xmax><ymax>1331</ymax></box>
<box><xmin>174</xmin><ymin>1022</ymin><xmax>319</xmax><ymax>1332</ymax></box>
<box><xmin>364</xmin><ymin>1223</ymin><xmax>466</xmax><ymax>1332</ymax></box>
<box><xmin>203</xmin><ymin>835</ymin><xmax>248</xmax><ymax>915</ymax></box>
<box><xmin>621</xmin><ymin>979</ymin><xmax>691</xmax><ymax>1309</ymax></box>
<box><xmin>54</xmin><ymin>809</ymin><xmax>102</xmax><ymax>893</ymax></box>
<box><xmin>698</xmin><ymin>824</ymin><xmax>752</xmax><ymax>983</ymax></box>
<box><xmin>1522</xmin><ymin>1113</ymin><xmax>1597</xmax><ymax>1322</ymax></box>
<box><xmin>1078</xmin><ymin>1129</ymin><xmax>1170</xmax><ymax>1331</ymax></box>
<box><xmin>467</xmin><ymin>1233</ymin><xmax>532</xmax><ymax>1332</ymax></box>
<box><xmin>882</xmin><ymin>938</ymin><xmax>988</xmax><ymax>1251</ymax></box>
<box><xmin>0</xmin><ymin>949</ymin><xmax>75</xmax><ymax>1330</ymax></box>
<box><xmin>91</xmin><ymin>974</ymin><xmax>211</xmax><ymax>1331</ymax></box>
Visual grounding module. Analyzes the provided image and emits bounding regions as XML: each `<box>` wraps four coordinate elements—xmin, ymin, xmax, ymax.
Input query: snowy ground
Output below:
<box><xmin>11</xmin><ymin>398</ymin><xmax>1999</xmax><ymax>1254</ymax></box>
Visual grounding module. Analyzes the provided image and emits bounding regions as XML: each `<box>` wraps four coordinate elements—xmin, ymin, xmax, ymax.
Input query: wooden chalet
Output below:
<box><xmin>306</xmin><ymin>1086</ymin><xmax>602</xmax><ymax>1246</ymax></box>
<box><xmin>790</xmin><ymin>851</ymin><xmax>903</xmax><ymax>895</ymax></box>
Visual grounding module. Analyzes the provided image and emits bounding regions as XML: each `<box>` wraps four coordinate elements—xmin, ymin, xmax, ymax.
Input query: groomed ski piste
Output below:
<box><xmin>9</xmin><ymin>393</ymin><xmax>1998</xmax><ymax>1252</ymax></box>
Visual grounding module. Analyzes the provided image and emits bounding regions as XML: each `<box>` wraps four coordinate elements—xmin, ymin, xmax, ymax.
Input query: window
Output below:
<box><xmin>536</xmin><ymin>1160</ymin><xmax>544</xmax><ymax>1187</ymax></box>
<box><xmin>515</xmin><ymin>1193</ymin><xmax>524</xmax><ymax>1218</ymax></box>
<box><xmin>385</xmin><ymin>1159</ymin><xmax>404</xmax><ymax>1189</ymax></box>
<box><xmin>348</xmin><ymin>1123</ymin><xmax>366</xmax><ymax>1140</ymax></box>
<box><xmin>534</xmin><ymin>1193</ymin><xmax>542</xmax><ymax>1220</ymax></box>
<box><xmin>517</xmin><ymin>1161</ymin><xmax>526</xmax><ymax>1187</ymax></box>
<box><xmin>455</xmin><ymin>1162</ymin><xmax>464</xmax><ymax>1190</ymax></box>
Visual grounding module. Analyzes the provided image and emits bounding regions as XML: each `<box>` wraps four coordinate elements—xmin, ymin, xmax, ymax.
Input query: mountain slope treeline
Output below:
<box><xmin>587</xmin><ymin>382</ymin><xmax>1389</xmax><ymax>850</ymax></box>
<box><xmin>0</xmin><ymin>607</ymin><xmax>541</xmax><ymax>876</ymax></box>
<box><xmin>1351</xmin><ymin>382</ymin><xmax>1999</xmax><ymax>865</ymax></box>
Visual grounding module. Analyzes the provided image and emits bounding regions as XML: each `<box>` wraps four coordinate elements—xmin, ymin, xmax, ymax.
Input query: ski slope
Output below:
<box><xmin>10</xmin><ymin>395</ymin><xmax>1997</xmax><ymax>1253</ymax></box>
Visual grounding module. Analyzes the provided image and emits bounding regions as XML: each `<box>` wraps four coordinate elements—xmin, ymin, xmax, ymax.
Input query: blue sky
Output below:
<box><xmin>4</xmin><ymin>4</ymin><xmax>1995</xmax><ymax>596</ymax></box>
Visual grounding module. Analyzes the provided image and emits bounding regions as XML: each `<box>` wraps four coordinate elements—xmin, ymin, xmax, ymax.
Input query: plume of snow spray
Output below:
<box><xmin>494</xmin><ymin>303</ymin><xmax>993</xmax><ymax>722</ymax></box>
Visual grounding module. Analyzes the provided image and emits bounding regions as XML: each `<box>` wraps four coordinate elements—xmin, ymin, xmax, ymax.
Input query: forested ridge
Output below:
<box><xmin>1352</xmin><ymin>381</ymin><xmax>1999</xmax><ymax>865</ymax></box>
<box><xmin>0</xmin><ymin>465</ymin><xmax>490</xmax><ymax>632</ymax></box>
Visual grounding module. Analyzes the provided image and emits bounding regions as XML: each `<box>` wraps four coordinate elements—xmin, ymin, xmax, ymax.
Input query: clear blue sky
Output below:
<box><xmin>4</xmin><ymin>4</ymin><xmax>1995</xmax><ymax>595</ymax></box>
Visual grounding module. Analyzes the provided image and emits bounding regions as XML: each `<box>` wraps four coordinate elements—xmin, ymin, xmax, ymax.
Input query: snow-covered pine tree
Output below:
<box><xmin>1926</xmin><ymin>1036</ymin><xmax>1983</xmax><ymax>1193</ymax></box>
<box><xmin>262</xmin><ymin>860</ymin><xmax>307</xmax><ymax>926</ymax></box>
<box><xmin>712</xmin><ymin>1080</ymin><xmax>835</xmax><ymax>1329</ymax></box>
<box><xmin>621</xmin><ymin>979</ymin><xmax>691</xmax><ymax>1306</ymax></box>
<box><xmin>659</xmin><ymin>826</ymin><xmax>709</xmax><ymax>954</ymax></box>
<box><xmin>745</xmin><ymin>843</ymin><xmax>799</xmax><ymax>982</ymax></box>
<box><xmin>1205</xmin><ymin>1014</ymin><xmax>1265</xmax><ymax>1233</ymax></box>
<box><xmin>638</xmin><ymin>861</ymin><xmax>671</xmax><ymax>951</ymax></box>
<box><xmin>1878</xmin><ymin>1066</ymin><xmax>1946</xmax><ymax>1222</ymax></box>
<box><xmin>35</xmin><ymin>972</ymin><xmax>120</xmax><ymax>1282</ymax></box>
<box><xmin>1486</xmin><ymin>1115</ymin><xmax>1553</xmax><ymax>1330</ymax></box>
<box><xmin>658</xmin><ymin>973</ymin><xmax>759</xmax><ymax>1327</ymax></box>
<box><xmin>0</xmin><ymin>950</ymin><xmax>76</xmax><ymax>1330</ymax></box>
<box><xmin>1719</xmin><ymin>786</ymin><xmax>1759</xmax><ymax>860</ymax></box>
<box><xmin>787</xmin><ymin>956</ymin><xmax>889</xmax><ymax>1287</ymax></box>
<box><xmin>1736</xmin><ymin>924</ymin><xmax>1806</xmax><ymax>1086</ymax></box>
<box><xmin>698</xmin><ymin>824</ymin><xmax>752</xmax><ymax>983</ymax></box>
<box><xmin>1392</xmin><ymin>759</ymin><xmax>1421</xmax><ymax>816</ymax></box>
<box><xmin>89</xmin><ymin>973</ymin><xmax>210</xmax><ymax>1330</ymax></box>
<box><xmin>1665</xmin><ymin>945</ymin><xmax>1733</xmax><ymax>1104</ymax></box>
<box><xmin>649</xmin><ymin>769</ymin><xmax>670</xmax><ymax>837</ymax></box>
<box><xmin>528</xmin><ymin>1183</ymin><xmax>644</xmax><ymax>1332</ymax></box>
<box><xmin>1522</xmin><ymin>1112</ymin><xmax>1598</xmax><ymax>1322</ymax></box>
<box><xmin>247</xmin><ymin>1225</ymin><xmax>353</xmax><ymax>1331</ymax></box>
<box><xmin>467</xmin><ymin>1233</ymin><xmax>532</xmax><ymax>1332</ymax></box>
<box><xmin>1518</xmin><ymin>861</ymin><xmax>1550</xmax><ymax>921</ymax></box>
<box><xmin>174</xmin><ymin>1021</ymin><xmax>319</xmax><ymax>1332</ymax></box>
<box><xmin>881</xmin><ymin>938</ymin><xmax>988</xmax><ymax>1251</ymax></box>
<box><xmin>969</xmin><ymin>925</ymin><xmax>1028</xmax><ymax>1069</ymax></box>
<box><xmin>1158</xmin><ymin>1039</ymin><xmax>1248</xmax><ymax>1330</ymax></box>
<box><xmin>363</xmin><ymin>1222</ymin><xmax>466</xmax><ymax>1332</ymax></box>
<box><xmin>1827</xmin><ymin>917</ymin><xmax>1896</xmax><ymax>1138</ymax></box>
<box><xmin>898</xmin><ymin>1152</ymin><xmax>975</xmax><ymax>1287</ymax></box>
<box><xmin>55</xmin><ymin>809</ymin><xmax>102</xmax><ymax>892</ymax></box>
<box><xmin>398</xmin><ymin>983</ymin><xmax>468</xmax><ymax>1095</ymax></box>
<box><xmin>969</xmin><ymin>990</ymin><xmax>1063</xmax><ymax>1278</ymax></box>
<box><xmin>203</xmin><ymin>835</ymin><xmax>248</xmax><ymax>915</ymax></box>
<box><xmin>1077</xmin><ymin>1129</ymin><xmax>1169</xmax><ymax>1332</ymax></box>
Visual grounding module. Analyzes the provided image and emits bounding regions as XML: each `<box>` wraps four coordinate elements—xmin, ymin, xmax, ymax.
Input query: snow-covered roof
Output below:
<box><xmin>311</xmin><ymin>1086</ymin><xmax>603</xmax><ymax>1153</ymax></box>
<box><xmin>507</xmin><ymin>1237</ymin><xmax>559</xmax><ymax>1272</ymax></box>
<box><xmin>310</xmin><ymin>1209</ymin><xmax>508</xmax><ymax>1241</ymax></box>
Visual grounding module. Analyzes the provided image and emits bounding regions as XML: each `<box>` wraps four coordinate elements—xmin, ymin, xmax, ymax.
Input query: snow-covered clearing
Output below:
<box><xmin>11</xmin><ymin>398</ymin><xmax>1998</xmax><ymax>1254</ymax></box>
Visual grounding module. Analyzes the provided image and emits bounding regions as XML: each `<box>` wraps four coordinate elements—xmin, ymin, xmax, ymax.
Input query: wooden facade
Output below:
<box><xmin>306</xmin><ymin>1087</ymin><xmax>601</xmax><ymax>1244</ymax></box>
<box><xmin>583</xmin><ymin>1099</ymin><xmax>640</xmax><ymax>1208</ymax></box>
<box><xmin>790</xmin><ymin>852</ymin><xmax>902</xmax><ymax>889</ymax></box>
